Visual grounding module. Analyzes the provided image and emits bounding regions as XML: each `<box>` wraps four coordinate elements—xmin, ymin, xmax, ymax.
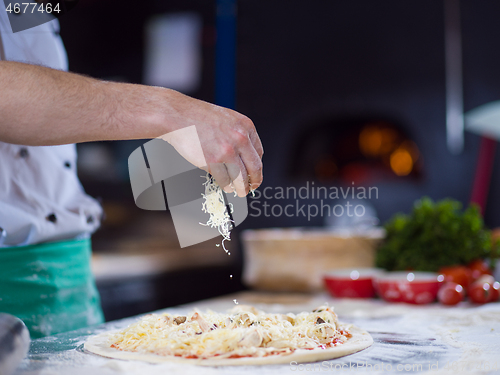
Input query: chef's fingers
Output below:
<box><xmin>208</xmin><ymin>163</ymin><xmax>233</xmax><ymax>193</ymax></box>
<box><xmin>249</xmin><ymin>129</ymin><xmax>264</xmax><ymax>159</ymax></box>
<box><xmin>239</xmin><ymin>140</ymin><xmax>263</xmax><ymax>191</ymax></box>
<box><xmin>226</xmin><ymin>159</ymin><xmax>249</xmax><ymax>197</ymax></box>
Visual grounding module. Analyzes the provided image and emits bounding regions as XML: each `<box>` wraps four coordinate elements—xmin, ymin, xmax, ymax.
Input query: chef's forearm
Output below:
<box><xmin>0</xmin><ymin>61</ymin><xmax>181</xmax><ymax>145</ymax></box>
<box><xmin>0</xmin><ymin>61</ymin><xmax>264</xmax><ymax>194</ymax></box>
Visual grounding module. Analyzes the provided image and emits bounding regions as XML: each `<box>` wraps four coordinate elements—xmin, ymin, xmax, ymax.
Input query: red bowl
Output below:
<box><xmin>324</xmin><ymin>268</ymin><xmax>383</xmax><ymax>298</ymax></box>
<box><xmin>374</xmin><ymin>272</ymin><xmax>442</xmax><ymax>304</ymax></box>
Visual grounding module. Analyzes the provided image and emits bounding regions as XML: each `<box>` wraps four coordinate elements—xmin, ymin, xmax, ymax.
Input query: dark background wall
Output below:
<box><xmin>59</xmin><ymin>0</ymin><xmax>500</xmax><ymax>231</ymax></box>
<box><xmin>236</xmin><ymin>0</ymin><xmax>500</xmax><ymax>229</ymax></box>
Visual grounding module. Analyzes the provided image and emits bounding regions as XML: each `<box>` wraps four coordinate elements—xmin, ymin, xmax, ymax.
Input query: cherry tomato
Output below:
<box><xmin>467</xmin><ymin>259</ymin><xmax>492</xmax><ymax>281</ymax></box>
<box><xmin>468</xmin><ymin>280</ymin><xmax>493</xmax><ymax>304</ymax></box>
<box><xmin>438</xmin><ymin>265</ymin><xmax>472</xmax><ymax>289</ymax></box>
<box><xmin>438</xmin><ymin>282</ymin><xmax>465</xmax><ymax>306</ymax></box>
<box><xmin>491</xmin><ymin>281</ymin><xmax>500</xmax><ymax>302</ymax></box>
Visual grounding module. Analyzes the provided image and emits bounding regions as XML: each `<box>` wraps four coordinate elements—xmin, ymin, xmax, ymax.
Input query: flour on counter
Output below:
<box><xmin>16</xmin><ymin>294</ymin><xmax>500</xmax><ymax>375</ymax></box>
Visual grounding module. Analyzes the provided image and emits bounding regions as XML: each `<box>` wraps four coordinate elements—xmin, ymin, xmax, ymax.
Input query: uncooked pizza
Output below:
<box><xmin>84</xmin><ymin>305</ymin><xmax>372</xmax><ymax>366</ymax></box>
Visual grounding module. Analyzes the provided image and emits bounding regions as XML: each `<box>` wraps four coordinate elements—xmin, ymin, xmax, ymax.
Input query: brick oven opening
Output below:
<box><xmin>289</xmin><ymin>116</ymin><xmax>423</xmax><ymax>184</ymax></box>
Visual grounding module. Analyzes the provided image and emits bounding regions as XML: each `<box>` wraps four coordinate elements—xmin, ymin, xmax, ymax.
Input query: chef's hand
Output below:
<box><xmin>158</xmin><ymin>90</ymin><xmax>264</xmax><ymax>197</ymax></box>
<box><xmin>0</xmin><ymin>61</ymin><xmax>264</xmax><ymax>196</ymax></box>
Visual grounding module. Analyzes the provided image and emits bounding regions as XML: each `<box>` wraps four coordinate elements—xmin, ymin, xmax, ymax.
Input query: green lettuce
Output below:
<box><xmin>376</xmin><ymin>197</ymin><xmax>499</xmax><ymax>272</ymax></box>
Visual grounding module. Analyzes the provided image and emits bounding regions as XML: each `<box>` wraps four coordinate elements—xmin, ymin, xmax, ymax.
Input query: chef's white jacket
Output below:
<box><xmin>0</xmin><ymin>9</ymin><xmax>102</xmax><ymax>247</ymax></box>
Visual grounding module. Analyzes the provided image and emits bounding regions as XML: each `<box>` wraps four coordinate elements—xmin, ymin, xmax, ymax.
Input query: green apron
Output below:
<box><xmin>0</xmin><ymin>238</ymin><xmax>104</xmax><ymax>338</ymax></box>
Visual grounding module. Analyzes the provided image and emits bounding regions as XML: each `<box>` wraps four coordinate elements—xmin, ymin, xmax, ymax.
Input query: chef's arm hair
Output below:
<box><xmin>0</xmin><ymin>61</ymin><xmax>243</xmax><ymax>145</ymax></box>
<box><xmin>0</xmin><ymin>61</ymin><xmax>264</xmax><ymax>195</ymax></box>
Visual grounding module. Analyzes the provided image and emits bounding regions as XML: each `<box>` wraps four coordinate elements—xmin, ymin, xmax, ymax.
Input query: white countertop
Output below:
<box><xmin>15</xmin><ymin>292</ymin><xmax>500</xmax><ymax>375</ymax></box>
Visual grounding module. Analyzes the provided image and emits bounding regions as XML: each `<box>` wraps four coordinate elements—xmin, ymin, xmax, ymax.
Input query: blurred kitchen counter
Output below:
<box><xmin>87</xmin><ymin>205</ymin><xmax>245</xmax><ymax>320</ymax></box>
<box><xmin>91</xmin><ymin>242</ymin><xmax>242</xmax><ymax>321</ymax></box>
<box><xmin>91</xmin><ymin>240</ymin><xmax>232</xmax><ymax>281</ymax></box>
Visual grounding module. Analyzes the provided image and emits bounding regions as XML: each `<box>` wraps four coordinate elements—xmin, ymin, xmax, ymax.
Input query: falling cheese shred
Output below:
<box><xmin>200</xmin><ymin>173</ymin><xmax>234</xmax><ymax>253</ymax></box>
<box><xmin>107</xmin><ymin>305</ymin><xmax>351</xmax><ymax>360</ymax></box>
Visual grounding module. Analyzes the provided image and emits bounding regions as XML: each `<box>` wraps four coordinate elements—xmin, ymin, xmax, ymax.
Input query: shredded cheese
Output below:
<box><xmin>200</xmin><ymin>173</ymin><xmax>234</xmax><ymax>253</ymax></box>
<box><xmin>200</xmin><ymin>173</ymin><xmax>257</xmax><ymax>254</ymax></box>
<box><xmin>107</xmin><ymin>305</ymin><xmax>350</xmax><ymax>360</ymax></box>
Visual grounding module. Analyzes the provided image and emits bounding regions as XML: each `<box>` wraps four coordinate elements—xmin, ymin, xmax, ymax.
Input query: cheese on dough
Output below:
<box><xmin>107</xmin><ymin>305</ymin><xmax>350</xmax><ymax>359</ymax></box>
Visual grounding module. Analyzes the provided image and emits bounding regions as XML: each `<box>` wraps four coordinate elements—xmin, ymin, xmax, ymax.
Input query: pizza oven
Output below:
<box><xmin>289</xmin><ymin>115</ymin><xmax>423</xmax><ymax>184</ymax></box>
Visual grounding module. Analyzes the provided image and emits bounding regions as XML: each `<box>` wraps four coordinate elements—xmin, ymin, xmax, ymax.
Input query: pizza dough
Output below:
<box><xmin>84</xmin><ymin>306</ymin><xmax>373</xmax><ymax>366</ymax></box>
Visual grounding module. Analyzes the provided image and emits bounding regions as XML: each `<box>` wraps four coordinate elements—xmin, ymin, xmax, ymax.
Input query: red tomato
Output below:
<box><xmin>490</xmin><ymin>281</ymin><xmax>500</xmax><ymax>302</ymax></box>
<box><xmin>468</xmin><ymin>280</ymin><xmax>494</xmax><ymax>304</ymax></box>
<box><xmin>438</xmin><ymin>282</ymin><xmax>465</xmax><ymax>306</ymax></box>
<box><xmin>438</xmin><ymin>265</ymin><xmax>473</xmax><ymax>289</ymax></box>
<box><xmin>467</xmin><ymin>259</ymin><xmax>493</xmax><ymax>281</ymax></box>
